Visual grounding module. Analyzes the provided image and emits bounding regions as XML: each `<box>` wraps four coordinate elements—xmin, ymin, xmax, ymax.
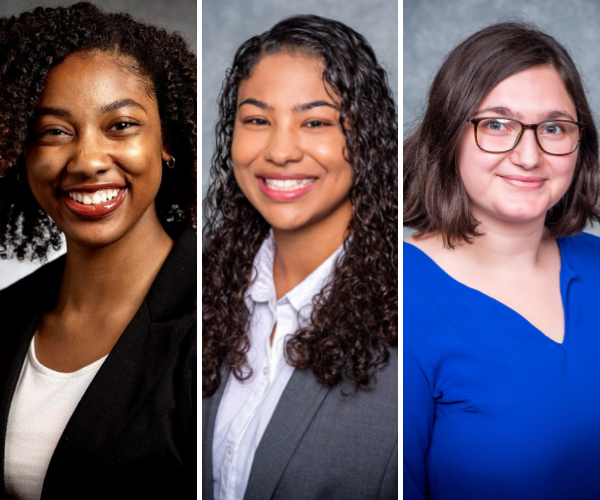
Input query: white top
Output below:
<box><xmin>4</xmin><ymin>338</ymin><xmax>107</xmax><ymax>500</ymax></box>
<box><xmin>212</xmin><ymin>231</ymin><xmax>343</xmax><ymax>500</ymax></box>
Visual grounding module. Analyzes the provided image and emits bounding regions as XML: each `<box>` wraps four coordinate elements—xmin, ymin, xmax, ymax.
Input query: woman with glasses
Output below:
<box><xmin>404</xmin><ymin>22</ymin><xmax>600</xmax><ymax>499</ymax></box>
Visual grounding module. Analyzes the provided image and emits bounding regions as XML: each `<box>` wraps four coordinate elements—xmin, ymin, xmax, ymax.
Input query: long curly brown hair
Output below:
<box><xmin>0</xmin><ymin>2</ymin><xmax>197</xmax><ymax>260</ymax></box>
<box><xmin>203</xmin><ymin>15</ymin><xmax>397</xmax><ymax>397</ymax></box>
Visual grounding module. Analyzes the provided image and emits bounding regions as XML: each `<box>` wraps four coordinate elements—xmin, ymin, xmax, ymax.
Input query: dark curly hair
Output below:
<box><xmin>202</xmin><ymin>14</ymin><xmax>398</xmax><ymax>397</ymax></box>
<box><xmin>404</xmin><ymin>22</ymin><xmax>600</xmax><ymax>248</ymax></box>
<box><xmin>0</xmin><ymin>2</ymin><xmax>197</xmax><ymax>260</ymax></box>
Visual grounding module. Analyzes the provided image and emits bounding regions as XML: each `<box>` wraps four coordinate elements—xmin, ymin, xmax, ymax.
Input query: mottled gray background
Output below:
<box><xmin>202</xmin><ymin>0</ymin><xmax>398</xmax><ymax>204</ymax></box>
<box><xmin>404</xmin><ymin>0</ymin><xmax>600</xmax><ymax>239</ymax></box>
<box><xmin>0</xmin><ymin>0</ymin><xmax>196</xmax><ymax>289</ymax></box>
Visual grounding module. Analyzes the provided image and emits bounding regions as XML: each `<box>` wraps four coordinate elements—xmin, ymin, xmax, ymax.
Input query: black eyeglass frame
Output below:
<box><xmin>466</xmin><ymin>117</ymin><xmax>586</xmax><ymax>156</ymax></box>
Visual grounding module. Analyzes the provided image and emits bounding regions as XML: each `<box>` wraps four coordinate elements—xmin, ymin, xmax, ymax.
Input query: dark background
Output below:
<box><xmin>0</xmin><ymin>0</ymin><xmax>197</xmax><ymax>289</ymax></box>
<box><xmin>403</xmin><ymin>0</ymin><xmax>600</xmax><ymax>239</ymax></box>
<box><xmin>202</xmin><ymin>0</ymin><xmax>398</xmax><ymax>203</ymax></box>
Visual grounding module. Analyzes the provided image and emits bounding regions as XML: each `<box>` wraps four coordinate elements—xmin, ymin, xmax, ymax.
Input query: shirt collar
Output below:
<box><xmin>246</xmin><ymin>230</ymin><xmax>344</xmax><ymax>315</ymax></box>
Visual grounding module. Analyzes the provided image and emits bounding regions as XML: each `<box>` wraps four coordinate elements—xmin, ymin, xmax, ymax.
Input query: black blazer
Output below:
<box><xmin>0</xmin><ymin>229</ymin><xmax>197</xmax><ymax>499</ymax></box>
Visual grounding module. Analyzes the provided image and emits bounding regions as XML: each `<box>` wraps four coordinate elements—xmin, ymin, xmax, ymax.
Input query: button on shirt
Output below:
<box><xmin>212</xmin><ymin>231</ymin><xmax>343</xmax><ymax>500</ymax></box>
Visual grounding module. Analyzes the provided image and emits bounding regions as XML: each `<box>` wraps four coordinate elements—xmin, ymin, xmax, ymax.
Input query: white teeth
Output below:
<box><xmin>264</xmin><ymin>178</ymin><xmax>315</xmax><ymax>191</ymax></box>
<box><xmin>67</xmin><ymin>189</ymin><xmax>121</xmax><ymax>205</ymax></box>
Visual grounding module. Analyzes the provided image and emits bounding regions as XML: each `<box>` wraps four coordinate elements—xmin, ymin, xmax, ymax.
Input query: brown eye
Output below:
<box><xmin>38</xmin><ymin>128</ymin><xmax>67</xmax><ymax>137</ymax></box>
<box><xmin>110</xmin><ymin>121</ymin><xmax>139</xmax><ymax>131</ymax></box>
<box><xmin>245</xmin><ymin>118</ymin><xmax>269</xmax><ymax>126</ymax></box>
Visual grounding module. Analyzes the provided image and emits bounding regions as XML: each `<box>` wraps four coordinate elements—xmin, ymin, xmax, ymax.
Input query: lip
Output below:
<box><xmin>258</xmin><ymin>175</ymin><xmax>317</xmax><ymax>201</ymax></box>
<box><xmin>61</xmin><ymin>186</ymin><xmax>127</xmax><ymax>219</ymax></box>
<box><xmin>499</xmin><ymin>175</ymin><xmax>546</xmax><ymax>190</ymax></box>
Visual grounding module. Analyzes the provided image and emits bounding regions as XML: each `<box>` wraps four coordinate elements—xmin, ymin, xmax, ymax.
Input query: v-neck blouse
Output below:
<box><xmin>404</xmin><ymin>232</ymin><xmax>600</xmax><ymax>500</ymax></box>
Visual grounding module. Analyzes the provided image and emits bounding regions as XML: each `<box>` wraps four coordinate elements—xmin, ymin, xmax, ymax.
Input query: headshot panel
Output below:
<box><xmin>0</xmin><ymin>1</ymin><xmax>197</xmax><ymax>497</ymax></box>
<box><xmin>404</xmin><ymin>1</ymin><xmax>600</xmax><ymax>499</ymax></box>
<box><xmin>202</xmin><ymin>1</ymin><xmax>398</xmax><ymax>499</ymax></box>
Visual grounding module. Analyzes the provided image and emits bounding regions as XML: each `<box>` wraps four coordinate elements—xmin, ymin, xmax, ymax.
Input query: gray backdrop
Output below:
<box><xmin>202</xmin><ymin>0</ymin><xmax>398</xmax><ymax>204</ymax></box>
<box><xmin>404</xmin><ymin>0</ymin><xmax>600</xmax><ymax>239</ymax></box>
<box><xmin>0</xmin><ymin>0</ymin><xmax>196</xmax><ymax>290</ymax></box>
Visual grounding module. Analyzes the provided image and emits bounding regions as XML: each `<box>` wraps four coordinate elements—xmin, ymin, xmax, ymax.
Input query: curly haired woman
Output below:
<box><xmin>0</xmin><ymin>3</ymin><xmax>196</xmax><ymax>498</ymax></box>
<box><xmin>202</xmin><ymin>14</ymin><xmax>398</xmax><ymax>500</ymax></box>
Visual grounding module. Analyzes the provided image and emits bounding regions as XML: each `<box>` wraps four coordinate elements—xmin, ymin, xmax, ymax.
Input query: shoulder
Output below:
<box><xmin>146</xmin><ymin>228</ymin><xmax>197</xmax><ymax>321</ymax></box>
<box><xmin>559</xmin><ymin>231</ymin><xmax>600</xmax><ymax>254</ymax></box>
<box><xmin>558</xmin><ymin>231</ymin><xmax>600</xmax><ymax>276</ymax></box>
<box><xmin>0</xmin><ymin>255</ymin><xmax>64</xmax><ymax>314</ymax></box>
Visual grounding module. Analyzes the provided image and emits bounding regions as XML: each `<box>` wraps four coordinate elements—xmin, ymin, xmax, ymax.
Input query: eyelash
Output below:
<box><xmin>243</xmin><ymin>119</ymin><xmax>330</xmax><ymax>128</ymax></box>
<box><xmin>35</xmin><ymin>120</ymin><xmax>140</xmax><ymax>137</ymax></box>
<box><xmin>110</xmin><ymin>120</ymin><xmax>140</xmax><ymax>131</ymax></box>
<box><xmin>245</xmin><ymin>118</ymin><xmax>269</xmax><ymax>126</ymax></box>
<box><xmin>305</xmin><ymin>120</ymin><xmax>327</xmax><ymax>128</ymax></box>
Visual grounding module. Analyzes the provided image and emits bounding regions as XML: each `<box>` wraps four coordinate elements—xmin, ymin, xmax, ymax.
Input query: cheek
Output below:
<box><xmin>24</xmin><ymin>151</ymin><xmax>59</xmax><ymax>190</ymax></box>
<box><xmin>231</xmin><ymin>126</ymin><xmax>261</xmax><ymax>169</ymax></box>
<box><xmin>232</xmin><ymin>162</ymin><xmax>253</xmax><ymax>202</ymax></box>
<box><xmin>552</xmin><ymin>157</ymin><xmax>578</xmax><ymax>193</ymax></box>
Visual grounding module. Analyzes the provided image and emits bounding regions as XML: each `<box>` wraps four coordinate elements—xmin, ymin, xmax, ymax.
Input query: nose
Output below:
<box><xmin>509</xmin><ymin>128</ymin><xmax>541</xmax><ymax>170</ymax></box>
<box><xmin>263</xmin><ymin>124</ymin><xmax>303</xmax><ymax>166</ymax></box>
<box><xmin>67</xmin><ymin>132</ymin><xmax>112</xmax><ymax>176</ymax></box>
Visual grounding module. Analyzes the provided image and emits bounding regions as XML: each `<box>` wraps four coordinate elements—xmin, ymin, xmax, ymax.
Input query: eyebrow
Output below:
<box><xmin>238</xmin><ymin>98</ymin><xmax>273</xmax><ymax>112</ymax></box>
<box><xmin>238</xmin><ymin>98</ymin><xmax>339</xmax><ymax>113</ymax></box>
<box><xmin>292</xmin><ymin>101</ymin><xmax>339</xmax><ymax>113</ymax></box>
<box><xmin>474</xmin><ymin>106</ymin><xmax>576</xmax><ymax>122</ymax></box>
<box><xmin>100</xmin><ymin>99</ymin><xmax>147</xmax><ymax>115</ymax></box>
<box><xmin>32</xmin><ymin>99</ymin><xmax>148</xmax><ymax>119</ymax></box>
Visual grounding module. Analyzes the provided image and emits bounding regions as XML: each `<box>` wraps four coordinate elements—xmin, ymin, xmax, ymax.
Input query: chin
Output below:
<box><xmin>494</xmin><ymin>204</ymin><xmax>548</xmax><ymax>224</ymax></box>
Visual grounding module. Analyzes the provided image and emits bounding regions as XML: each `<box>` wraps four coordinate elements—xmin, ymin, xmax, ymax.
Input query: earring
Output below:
<box><xmin>165</xmin><ymin>156</ymin><xmax>176</xmax><ymax>169</ymax></box>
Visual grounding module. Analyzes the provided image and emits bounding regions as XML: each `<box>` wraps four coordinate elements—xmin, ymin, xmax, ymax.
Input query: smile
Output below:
<box><xmin>258</xmin><ymin>177</ymin><xmax>317</xmax><ymax>201</ymax></box>
<box><xmin>62</xmin><ymin>187</ymin><xmax>127</xmax><ymax>219</ymax></box>
<box><xmin>67</xmin><ymin>188</ymin><xmax>121</xmax><ymax>205</ymax></box>
<box><xmin>499</xmin><ymin>175</ymin><xmax>546</xmax><ymax>190</ymax></box>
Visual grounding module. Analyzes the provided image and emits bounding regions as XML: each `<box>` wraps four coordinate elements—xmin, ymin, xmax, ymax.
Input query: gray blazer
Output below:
<box><xmin>202</xmin><ymin>349</ymin><xmax>398</xmax><ymax>500</ymax></box>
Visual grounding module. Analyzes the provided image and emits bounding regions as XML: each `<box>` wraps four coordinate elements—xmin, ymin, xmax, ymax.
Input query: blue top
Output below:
<box><xmin>404</xmin><ymin>233</ymin><xmax>600</xmax><ymax>500</ymax></box>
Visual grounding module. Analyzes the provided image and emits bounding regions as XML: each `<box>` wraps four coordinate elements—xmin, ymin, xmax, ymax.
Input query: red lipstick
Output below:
<box><xmin>62</xmin><ymin>188</ymin><xmax>127</xmax><ymax>219</ymax></box>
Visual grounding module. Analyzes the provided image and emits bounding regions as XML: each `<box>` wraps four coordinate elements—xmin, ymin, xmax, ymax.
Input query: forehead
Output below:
<box><xmin>237</xmin><ymin>53</ymin><xmax>332</xmax><ymax>103</ymax></box>
<box><xmin>477</xmin><ymin>65</ymin><xmax>576</xmax><ymax>119</ymax></box>
<box><xmin>37</xmin><ymin>51</ymin><xmax>156</xmax><ymax>107</ymax></box>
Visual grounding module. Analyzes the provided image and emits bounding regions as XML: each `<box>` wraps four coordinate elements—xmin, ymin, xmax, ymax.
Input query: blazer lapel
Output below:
<box><xmin>42</xmin><ymin>306</ymin><xmax>196</xmax><ymax>493</ymax></box>
<box><xmin>202</xmin><ymin>364</ymin><xmax>230</xmax><ymax>500</ymax></box>
<box><xmin>243</xmin><ymin>368</ymin><xmax>331</xmax><ymax>500</ymax></box>
<box><xmin>42</xmin><ymin>230</ymin><xmax>197</xmax><ymax>494</ymax></box>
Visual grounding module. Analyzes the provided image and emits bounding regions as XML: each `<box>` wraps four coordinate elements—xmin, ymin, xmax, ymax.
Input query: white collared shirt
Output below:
<box><xmin>212</xmin><ymin>231</ymin><xmax>343</xmax><ymax>500</ymax></box>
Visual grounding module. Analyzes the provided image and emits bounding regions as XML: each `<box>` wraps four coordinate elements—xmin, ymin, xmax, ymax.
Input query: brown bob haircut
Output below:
<box><xmin>404</xmin><ymin>22</ymin><xmax>600</xmax><ymax>248</ymax></box>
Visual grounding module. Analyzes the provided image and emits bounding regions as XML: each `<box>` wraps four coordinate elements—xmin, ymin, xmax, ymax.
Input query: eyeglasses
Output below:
<box><xmin>466</xmin><ymin>117</ymin><xmax>585</xmax><ymax>156</ymax></box>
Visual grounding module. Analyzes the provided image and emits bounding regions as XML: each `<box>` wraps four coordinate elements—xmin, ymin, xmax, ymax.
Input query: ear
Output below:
<box><xmin>161</xmin><ymin>142</ymin><xmax>172</xmax><ymax>163</ymax></box>
<box><xmin>161</xmin><ymin>130</ymin><xmax>173</xmax><ymax>163</ymax></box>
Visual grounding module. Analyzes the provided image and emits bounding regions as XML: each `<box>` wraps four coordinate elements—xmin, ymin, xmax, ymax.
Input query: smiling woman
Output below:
<box><xmin>0</xmin><ymin>3</ymin><xmax>196</xmax><ymax>499</ymax></box>
<box><xmin>203</xmin><ymin>14</ymin><xmax>398</xmax><ymax>500</ymax></box>
<box><xmin>403</xmin><ymin>22</ymin><xmax>600</xmax><ymax>500</ymax></box>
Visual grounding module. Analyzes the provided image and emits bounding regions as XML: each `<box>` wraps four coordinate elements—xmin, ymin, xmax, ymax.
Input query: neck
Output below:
<box><xmin>57</xmin><ymin>214</ymin><xmax>174</xmax><ymax>313</ymax></box>
<box><xmin>272</xmin><ymin>200</ymin><xmax>351</xmax><ymax>299</ymax></box>
<box><xmin>460</xmin><ymin>210</ymin><xmax>552</xmax><ymax>268</ymax></box>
